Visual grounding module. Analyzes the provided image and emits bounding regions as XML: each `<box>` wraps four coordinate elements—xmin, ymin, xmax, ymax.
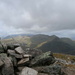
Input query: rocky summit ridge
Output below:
<box><xmin>0</xmin><ymin>43</ymin><xmax>75</xmax><ymax>75</ymax></box>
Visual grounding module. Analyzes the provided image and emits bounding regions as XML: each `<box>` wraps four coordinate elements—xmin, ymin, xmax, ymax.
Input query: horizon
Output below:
<box><xmin>2</xmin><ymin>33</ymin><xmax>75</xmax><ymax>40</ymax></box>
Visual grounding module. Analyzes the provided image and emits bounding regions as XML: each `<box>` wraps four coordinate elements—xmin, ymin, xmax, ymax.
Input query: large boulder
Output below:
<box><xmin>20</xmin><ymin>67</ymin><xmax>38</xmax><ymax>75</ymax></box>
<box><xmin>7</xmin><ymin>50</ymin><xmax>23</xmax><ymax>59</ymax></box>
<box><xmin>9</xmin><ymin>56</ymin><xmax>17</xmax><ymax>67</ymax></box>
<box><xmin>0</xmin><ymin>53</ymin><xmax>14</xmax><ymax>75</ymax></box>
<box><xmin>30</xmin><ymin>51</ymin><xmax>55</xmax><ymax>66</ymax></box>
<box><xmin>33</xmin><ymin>64</ymin><xmax>65</xmax><ymax>75</ymax></box>
<box><xmin>15</xmin><ymin>47</ymin><xmax>25</xmax><ymax>54</ymax></box>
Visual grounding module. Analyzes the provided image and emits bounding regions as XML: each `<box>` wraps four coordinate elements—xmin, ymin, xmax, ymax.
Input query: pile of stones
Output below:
<box><xmin>0</xmin><ymin>44</ymin><xmax>66</xmax><ymax>75</ymax></box>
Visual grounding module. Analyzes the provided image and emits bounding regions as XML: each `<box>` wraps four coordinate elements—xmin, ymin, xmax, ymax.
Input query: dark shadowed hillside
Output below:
<box><xmin>30</xmin><ymin>34</ymin><xmax>50</xmax><ymax>48</ymax></box>
<box><xmin>37</xmin><ymin>36</ymin><xmax>75</xmax><ymax>55</ymax></box>
<box><xmin>61</xmin><ymin>38</ymin><xmax>75</xmax><ymax>48</ymax></box>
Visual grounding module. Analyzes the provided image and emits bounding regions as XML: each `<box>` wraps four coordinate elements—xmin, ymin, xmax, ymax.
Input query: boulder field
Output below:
<box><xmin>0</xmin><ymin>44</ymin><xmax>66</xmax><ymax>75</ymax></box>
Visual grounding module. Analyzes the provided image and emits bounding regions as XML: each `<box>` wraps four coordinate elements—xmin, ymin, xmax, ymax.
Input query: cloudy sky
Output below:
<box><xmin>0</xmin><ymin>0</ymin><xmax>75</xmax><ymax>38</ymax></box>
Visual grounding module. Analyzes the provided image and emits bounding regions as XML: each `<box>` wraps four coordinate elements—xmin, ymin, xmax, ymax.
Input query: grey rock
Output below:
<box><xmin>7</xmin><ymin>50</ymin><xmax>23</xmax><ymax>59</ymax></box>
<box><xmin>0</xmin><ymin>53</ymin><xmax>14</xmax><ymax>75</ymax></box>
<box><xmin>7</xmin><ymin>49</ymin><xmax>16</xmax><ymax>55</ymax></box>
<box><xmin>34</xmin><ymin>64</ymin><xmax>64</xmax><ymax>75</ymax></box>
<box><xmin>18</xmin><ymin>58</ymin><xmax>29</xmax><ymax>65</ymax></box>
<box><xmin>25</xmin><ymin>48</ymin><xmax>42</xmax><ymax>57</ymax></box>
<box><xmin>0</xmin><ymin>59</ymin><xmax>4</xmax><ymax>67</ymax></box>
<box><xmin>18</xmin><ymin>67</ymin><xmax>25</xmax><ymax>71</ymax></box>
<box><xmin>23</xmin><ymin>54</ymin><xmax>32</xmax><ymax>58</ymax></box>
<box><xmin>15</xmin><ymin>47</ymin><xmax>25</xmax><ymax>54</ymax></box>
<box><xmin>30</xmin><ymin>51</ymin><xmax>55</xmax><ymax>66</ymax></box>
<box><xmin>9</xmin><ymin>56</ymin><xmax>17</xmax><ymax>67</ymax></box>
<box><xmin>10</xmin><ymin>53</ymin><xmax>23</xmax><ymax>59</ymax></box>
<box><xmin>0</xmin><ymin>44</ymin><xmax>4</xmax><ymax>53</ymax></box>
<box><xmin>20</xmin><ymin>67</ymin><xmax>38</xmax><ymax>75</ymax></box>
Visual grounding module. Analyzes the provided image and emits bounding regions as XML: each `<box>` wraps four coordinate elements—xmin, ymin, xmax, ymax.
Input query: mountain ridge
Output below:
<box><xmin>1</xmin><ymin>34</ymin><xmax>75</xmax><ymax>55</ymax></box>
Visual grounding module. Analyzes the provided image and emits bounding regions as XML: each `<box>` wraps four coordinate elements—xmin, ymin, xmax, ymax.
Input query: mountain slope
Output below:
<box><xmin>2</xmin><ymin>34</ymin><xmax>75</xmax><ymax>55</ymax></box>
<box><xmin>61</xmin><ymin>38</ymin><xmax>75</xmax><ymax>48</ymax></box>
<box><xmin>37</xmin><ymin>36</ymin><xmax>75</xmax><ymax>55</ymax></box>
<box><xmin>30</xmin><ymin>34</ymin><xmax>50</xmax><ymax>48</ymax></box>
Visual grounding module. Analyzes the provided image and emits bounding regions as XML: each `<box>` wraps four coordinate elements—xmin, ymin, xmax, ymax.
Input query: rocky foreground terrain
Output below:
<box><xmin>0</xmin><ymin>44</ymin><xmax>75</xmax><ymax>75</ymax></box>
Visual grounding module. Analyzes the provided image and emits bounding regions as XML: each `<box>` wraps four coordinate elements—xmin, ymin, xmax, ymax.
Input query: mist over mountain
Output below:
<box><xmin>3</xmin><ymin>34</ymin><xmax>34</xmax><ymax>39</ymax></box>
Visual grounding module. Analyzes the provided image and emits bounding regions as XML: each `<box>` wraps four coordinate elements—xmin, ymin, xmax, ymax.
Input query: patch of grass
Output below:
<box><xmin>35</xmin><ymin>41</ymin><xmax>48</xmax><ymax>48</ymax></box>
<box><xmin>65</xmin><ymin>64</ymin><xmax>75</xmax><ymax>68</ymax></box>
<box><xmin>53</xmin><ymin>53</ymin><xmax>75</xmax><ymax>61</ymax></box>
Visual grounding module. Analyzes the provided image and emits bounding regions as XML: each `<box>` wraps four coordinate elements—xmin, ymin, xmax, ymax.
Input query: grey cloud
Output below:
<box><xmin>0</xmin><ymin>0</ymin><xmax>75</xmax><ymax>34</ymax></box>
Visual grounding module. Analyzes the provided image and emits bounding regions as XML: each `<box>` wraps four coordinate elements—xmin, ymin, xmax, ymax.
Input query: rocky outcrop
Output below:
<box><xmin>30</xmin><ymin>51</ymin><xmax>55</xmax><ymax>66</ymax></box>
<box><xmin>0</xmin><ymin>44</ymin><xmax>66</xmax><ymax>75</ymax></box>
<box><xmin>33</xmin><ymin>64</ymin><xmax>65</xmax><ymax>75</ymax></box>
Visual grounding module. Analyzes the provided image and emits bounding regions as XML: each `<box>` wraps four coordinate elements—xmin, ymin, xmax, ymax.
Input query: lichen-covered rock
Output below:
<box><xmin>0</xmin><ymin>53</ymin><xmax>14</xmax><ymax>75</ymax></box>
<box><xmin>33</xmin><ymin>64</ymin><xmax>65</xmax><ymax>75</ymax></box>
<box><xmin>30</xmin><ymin>51</ymin><xmax>55</xmax><ymax>66</ymax></box>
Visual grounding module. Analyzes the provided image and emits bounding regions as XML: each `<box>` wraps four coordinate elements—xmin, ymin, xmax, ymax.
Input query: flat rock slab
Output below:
<box><xmin>18</xmin><ymin>58</ymin><xmax>29</xmax><ymax>65</ymax></box>
<box><xmin>15</xmin><ymin>47</ymin><xmax>24</xmax><ymax>54</ymax></box>
<box><xmin>20</xmin><ymin>67</ymin><xmax>38</xmax><ymax>75</ymax></box>
<box><xmin>23</xmin><ymin>54</ymin><xmax>32</xmax><ymax>58</ymax></box>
